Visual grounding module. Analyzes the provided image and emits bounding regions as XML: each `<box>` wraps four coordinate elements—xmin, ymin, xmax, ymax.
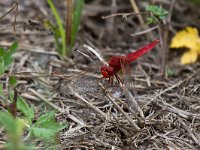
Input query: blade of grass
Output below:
<box><xmin>70</xmin><ymin>0</ymin><xmax>84</xmax><ymax>48</ymax></box>
<box><xmin>47</xmin><ymin>0</ymin><xmax>66</xmax><ymax>56</ymax></box>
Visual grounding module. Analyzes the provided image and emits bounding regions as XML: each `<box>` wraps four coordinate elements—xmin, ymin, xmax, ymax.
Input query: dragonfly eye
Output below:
<box><xmin>101</xmin><ymin>70</ymin><xmax>110</xmax><ymax>78</ymax></box>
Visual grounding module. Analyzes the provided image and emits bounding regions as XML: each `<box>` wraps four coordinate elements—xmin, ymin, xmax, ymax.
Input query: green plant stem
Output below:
<box><xmin>47</xmin><ymin>0</ymin><xmax>66</xmax><ymax>56</ymax></box>
<box><xmin>70</xmin><ymin>0</ymin><xmax>84</xmax><ymax>48</ymax></box>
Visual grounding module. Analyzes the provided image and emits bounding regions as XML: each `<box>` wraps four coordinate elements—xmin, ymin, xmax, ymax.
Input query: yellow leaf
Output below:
<box><xmin>181</xmin><ymin>51</ymin><xmax>198</xmax><ymax>64</ymax></box>
<box><xmin>170</xmin><ymin>27</ymin><xmax>200</xmax><ymax>49</ymax></box>
<box><xmin>170</xmin><ymin>27</ymin><xmax>200</xmax><ymax>64</ymax></box>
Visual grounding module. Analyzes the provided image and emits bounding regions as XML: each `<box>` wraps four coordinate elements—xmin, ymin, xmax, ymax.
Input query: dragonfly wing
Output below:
<box><xmin>81</xmin><ymin>44</ymin><xmax>108</xmax><ymax>66</ymax></box>
<box><xmin>54</xmin><ymin>70</ymin><xmax>102</xmax><ymax>96</ymax></box>
<box><xmin>120</xmin><ymin>57</ymin><xmax>133</xmax><ymax>90</ymax></box>
<box><xmin>75</xmin><ymin>44</ymin><xmax>109</xmax><ymax>74</ymax></box>
<box><xmin>120</xmin><ymin>58</ymin><xmax>144</xmax><ymax>117</ymax></box>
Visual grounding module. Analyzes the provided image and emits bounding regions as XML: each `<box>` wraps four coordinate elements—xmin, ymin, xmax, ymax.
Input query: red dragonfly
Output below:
<box><xmin>100</xmin><ymin>39</ymin><xmax>160</xmax><ymax>83</ymax></box>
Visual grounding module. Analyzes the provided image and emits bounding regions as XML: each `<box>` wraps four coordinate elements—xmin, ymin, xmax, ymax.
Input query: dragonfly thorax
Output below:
<box><xmin>100</xmin><ymin>65</ymin><xmax>114</xmax><ymax>78</ymax></box>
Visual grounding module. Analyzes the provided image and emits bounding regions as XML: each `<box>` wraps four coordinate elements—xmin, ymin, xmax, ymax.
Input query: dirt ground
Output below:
<box><xmin>0</xmin><ymin>0</ymin><xmax>200</xmax><ymax>149</ymax></box>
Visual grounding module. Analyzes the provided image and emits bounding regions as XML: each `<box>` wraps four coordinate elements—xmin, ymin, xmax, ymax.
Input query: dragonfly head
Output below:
<box><xmin>100</xmin><ymin>65</ymin><xmax>114</xmax><ymax>78</ymax></box>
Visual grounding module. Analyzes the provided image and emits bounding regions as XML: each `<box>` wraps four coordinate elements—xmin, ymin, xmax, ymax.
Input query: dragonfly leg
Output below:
<box><xmin>108</xmin><ymin>77</ymin><xmax>111</xmax><ymax>83</ymax></box>
<box><xmin>115</xmin><ymin>74</ymin><xmax>123</xmax><ymax>84</ymax></box>
<box><xmin>108</xmin><ymin>76</ymin><xmax>113</xmax><ymax>84</ymax></box>
<box><xmin>101</xmin><ymin>76</ymin><xmax>115</xmax><ymax>85</ymax></box>
<box><xmin>111</xmin><ymin>76</ymin><xmax>114</xmax><ymax>85</ymax></box>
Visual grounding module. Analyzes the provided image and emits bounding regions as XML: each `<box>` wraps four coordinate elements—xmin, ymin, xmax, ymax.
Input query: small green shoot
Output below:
<box><xmin>30</xmin><ymin>111</ymin><xmax>67</xmax><ymax>141</ymax></box>
<box><xmin>145</xmin><ymin>5</ymin><xmax>168</xmax><ymax>24</ymax></box>
<box><xmin>16</xmin><ymin>96</ymin><xmax>35</xmax><ymax>124</ymax></box>
<box><xmin>9</xmin><ymin>94</ymin><xmax>68</xmax><ymax>141</ymax></box>
<box><xmin>9</xmin><ymin>76</ymin><xmax>18</xmax><ymax>87</ymax></box>
<box><xmin>0</xmin><ymin>42</ymin><xmax>18</xmax><ymax>75</ymax></box>
<box><xmin>0</xmin><ymin>112</ymin><xmax>34</xmax><ymax>150</ymax></box>
<box><xmin>70</xmin><ymin>0</ymin><xmax>84</xmax><ymax>49</ymax></box>
<box><xmin>47</xmin><ymin>0</ymin><xmax>84</xmax><ymax>56</ymax></box>
<box><xmin>47</xmin><ymin>0</ymin><xmax>66</xmax><ymax>56</ymax></box>
<box><xmin>0</xmin><ymin>90</ymin><xmax>68</xmax><ymax>148</ymax></box>
<box><xmin>165</xmin><ymin>68</ymin><xmax>175</xmax><ymax>77</ymax></box>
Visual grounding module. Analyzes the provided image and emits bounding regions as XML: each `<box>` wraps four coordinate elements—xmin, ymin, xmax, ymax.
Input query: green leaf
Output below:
<box><xmin>0</xmin><ymin>42</ymin><xmax>18</xmax><ymax>75</ymax></box>
<box><xmin>8</xmin><ymin>42</ymin><xmax>18</xmax><ymax>52</ymax></box>
<box><xmin>165</xmin><ymin>68</ymin><xmax>175</xmax><ymax>77</ymax></box>
<box><xmin>146</xmin><ymin>17</ymin><xmax>156</xmax><ymax>24</ymax></box>
<box><xmin>0</xmin><ymin>112</ymin><xmax>25</xmax><ymax>139</ymax></box>
<box><xmin>0</xmin><ymin>47</ymin><xmax>5</xmax><ymax>56</ymax></box>
<box><xmin>30</xmin><ymin>127</ymin><xmax>58</xmax><ymax>140</ymax></box>
<box><xmin>30</xmin><ymin>111</ymin><xmax>68</xmax><ymax>140</ymax></box>
<box><xmin>17</xmin><ymin>96</ymin><xmax>34</xmax><ymax>123</ymax></box>
<box><xmin>6</xmin><ymin>143</ymin><xmax>34</xmax><ymax>150</ymax></box>
<box><xmin>146</xmin><ymin>5</ymin><xmax>168</xmax><ymax>19</ymax></box>
<box><xmin>9</xmin><ymin>76</ymin><xmax>18</xmax><ymax>87</ymax></box>
<box><xmin>8</xmin><ymin>92</ymin><xmax>34</xmax><ymax>123</ymax></box>
<box><xmin>3</xmin><ymin>42</ymin><xmax>18</xmax><ymax>66</ymax></box>
<box><xmin>34</xmin><ymin>111</ymin><xmax>65</xmax><ymax>130</ymax></box>
<box><xmin>34</xmin><ymin>111</ymin><xmax>55</xmax><ymax>126</ymax></box>
<box><xmin>0</xmin><ymin>66</ymin><xmax>7</xmax><ymax>75</ymax></box>
<box><xmin>0</xmin><ymin>112</ymin><xmax>33</xmax><ymax>150</ymax></box>
<box><xmin>0</xmin><ymin>112</ymin><xmax>16</xmax><ymax>134</ymax></box>
<box><xmin>145</xmin><ymin>5</ymin><xmax>168</xmax><ymax>24</ymax></box>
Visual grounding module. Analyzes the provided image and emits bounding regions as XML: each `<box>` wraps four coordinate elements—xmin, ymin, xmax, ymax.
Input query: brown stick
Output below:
<box><xmin>129</xmin><ymin>0</ymin><xmax>153</xmax><ymax>40</ymax></box>
<box><xmin>9</xmin><ymin>89</ymin><xmax>18</xmax><ymax>117</ymax></box>
<box><xmin>102</xmin><ymin>12</ymin><xmax>149</xmax><ymax>19</ymax></box>
<box><xmin>66</xmin><ymin>0</ymin><xmax>73</xmax><ymax>49</ymax></box>
<box><xmin>159</xmin><ymin>25</ymin><xmax>169</xmax><ymax>76</ymax></box>
<box><xmin>159</xmin><ymin>0</ymin><xmax>176</xmax><ymax>76</ymax></box>
<box><xmin>13</xmin><ymin>0</ymin><xmax>18</xmax><ymax>33</ymax></box>
<box><xmin>0</xmin><ymin>2</ymin><xmax>17</xmax><ymax>21</ymax></box>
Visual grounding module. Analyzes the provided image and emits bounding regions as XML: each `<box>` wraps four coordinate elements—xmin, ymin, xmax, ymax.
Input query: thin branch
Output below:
<box><xmin>131</xmin><ymin>25</ymin><xmax>158</xmax><ymax>37</ymax></box>
<box><xmin>159</xmin><ymin>0</ymin><xmax>176</xmax><ymax>75</ymax></box>
<box><xmin>66</xmin><ymin>0</ymin><xmax>73</xmax><ymax>47</ymax></box>
<box><xmin>0</xmin><ymin>2</ymin><xmax>17</xmax><ymax>21</ymax></box>
<box><xmin>129</xmin><ymin>0</ymin><xmax>145</xmax><ymax>29</ymax></box>
<box><xmin>102</xmin><ymin>12</ymin><xmax>149</xmax><ymax>19</ymax></box>
<box><xmin>29</xmin><ymin>88</ymin><xmax>86</xmax><ymax>126</ymax></box>
<box><xmin>13</xmin><ymin>0</ymin><xmax>18</xmax><ymax>33</ymax></box>
<box><xmin>178</xmin><ymin>117</ymin><xmax>200</xmax><ymax>146</ymax></box>
<box><xmin>129</xmin><ymin>0</ymin><xmax>152</xmax><ymax>40</ymax></box>
<box><xmin>100</xmin><ymin>81</ymin><xmax>141</xmax><ymax>131</ymax></box>
<box><xmin>28</xmin><ymin>88</ymin><xmax>63</xmax><ymax>112</ymax></box>
<box><xmin>68</xmin><ymin>85</ymin><xmax>107</xmax><ymax>120</ymax></box>
<box><xmin>105</xmin><ymin>92</ymin><xmax>140</xmax><ymax>131</ymax></box>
